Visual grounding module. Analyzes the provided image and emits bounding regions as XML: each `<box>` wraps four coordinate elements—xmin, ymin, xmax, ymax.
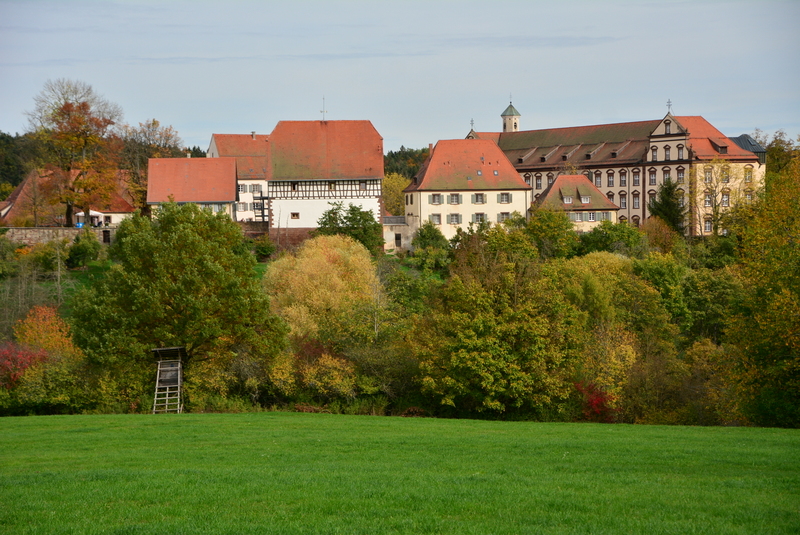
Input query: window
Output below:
<box><xmin>498</xmin><ymin>212</ymin><xmax>510</xmax><ymax>222</ymax></box>
<box><xmin>678</xmin><ymin>146</ymin><xmax>684</xmax><ymax>159</ymax></box>
<box><xmin>250</xmin><ymin>184</ymin><xmax>262</xmax><ymax>194</ymax></box>
<box><xmin>499</xmin><ymin>192</ymin><xmax>511</xmax><ymax>203</ymax></box>
<box><xmin>473</xmin><ymin>193</ymin><xmax>485</xmax><ymax>204</ymax></box>
<box><xmin>524</xmin><ymin>173</ymin><xmax>532</xmax><ymax>185</ymax></box>
<box><xmin>633</xmin><ymin>194</ymin><xmax>640</xmax><ymax>209</ymax></box>
<box><xmin>448</xmin><ymin>213</ymin><xmax>462</xmax><ymax>224</ymax></box>
<box><xmin>704</xmin><ymin>168</ymin><xmax>712</xmax><ymax>183</ymax></box>
<box><xmin>722</xmin><ymin>193</ymin><xmax>730</xmax><ymax>207</ymax></box>
<box><xmin>236</xmin><ymin>202</ymin><xmax>247</xmax><ymax>211</ymax></box>
<box><xmin>745</xmin><ymin>191</ymin><xmax>753</xmax><ymax>203</ymax></box>
<box><xmin>607</xmin><ymin>172</ymin><xmax>614</xmax><ymax>187</ymax></box>
<box><xmin>430</xmin><ymin>213</ymin><xmax>441</xmax><ymax>225</ymax></box>
<box><xmin>649</xmin><ymin>192</ymin><xmax>656</xmax><ymax>204</ymax></box>
<box><xmin>291</xmin><ymin>182</ymin><xmax>299</xmax><ymax>191</ymax></box>
<box><xmin>569</xmin><ymin>212</ymin><xmax>583</xmax><ymax>222</ymax></box>
<box><xmin>328</xmin><ymin>181</ymin><xmax>336</xmax><ymax>191</ymax></box>
<box><xmin>619</xmin><ymin>195</ymin><xmax>627</xmax><ymax>209</ymax></box>
<box><xmin>564</xmin><ymin>196</ymin><xmax>573</xmax><ymax>204</ymax></box>
<box><xmin>704</xmin><ymin>219</ymin><xmax>713</xmax><ymax>233</ymax></box>
<box><xmin>476</xmin><ymin>170</ymin><xmax>483</xmax><ymax>176</ymax></box>
<box><xmin>620</xmin><ymin>171</ymin><xmax>627</xmax><ymax>187</ymax></box>
<box><xmin>633</xmin><ymin>171</ymin><xmax>640</xmax><ymax>186</ymax></box>
<box><xmin>677</xmin><ymin>169</ymin><xmax>685</xmax><ymax>183</ymax></box>
<box><xmin>664</xmin><ymin>147</ymin><xmax>671</xmax><ymax>161</ymax></box>
<box><xmin>600</xmin><ymin>212</ymin><xmax>611</xmax><ymax>221</ymax></box>
<box><xmin>588</xmin><ymin>212</ymin><xmax>596</xmax><ymax>222</ymax></box>
<box><xmin>547</xmin><ymin>173</ymin><xmax>555</xmax><ymax>186</ymax></box>
<box><xmin>430</xmin><ymin>194</ymin><xmax>442</xmax><ymax>205</ymax></box>
<box><xmin>745</xmin><ymin>167</ymin><xmax>753</xmax><ymax>182</ymax></box>
<box><xmin>722</xmin><ymin>167</ymin><xmax>730</xmax><ymax>183</ymax></box>
<box><xmin>290</xmin><ymin>212</ymin><xmax>300</xmax><ymax>220</ymax></box>
<box><xmin>581</xmin><ymin>196</ymin><xmax>590</xmax><ymax>204</ymax></box>
<box><xmin>253</xmin><ymin>202</ymin><xmax>263</xmax><ymax>211</ymax></box>
<box><xmin>237</xmin><ymin>184</ymin><xmax>246</xmax><ymax>193</ymax></box>
<box><xmin>677</xmin><ymin>190</ymin><xmax>685</xmax><ymax>208</ymax></box>
<box><xmin>535</xmin><ymin>176</ymin><xmax>542</xmax><ymax>189</ymax></box>
<box><xmin>632</xmin><ymin>216</ymin><xmax>640</xmax><ymax>227</ymax></box>
<box><xmin>704</xmin><ymin>194</ymin><xmax>712</xmax><ymax>207</ymax></box>
<box><xmin>405</xmin><ymin>195</ymin><xmax>408</xmax><ymax>206</ymax></box>
<box><xmin>665</xmin><ymin>122</ymin><xmax>671</xmax><ymax>135</ymax></box>
<box><xmin>473</xmin><ymin>213</ymin><xmax>486</xmax><ymax>223</ymax></box>
<box><xmin>594</xmin><ymin>172</ymin><xmax>602</xmax><ymax>187</ymax></box>
<box><xmin>359</xmin><ymin>181</ymin><xmax>367</xmax><ymax>190</ymax></box>
<box><xmin>607</xmin><ymin>192</ymin><xmax>614</xmax><ymax>203</ymax></box>
<box><xmin>395</xmin><ymin>233</ymin><xmax>402</xmax><ymax>247</ymax></box>
<box><xmin>448</xmin><ymin>194</ymin><xmax>462</xmax><ymax>205</ymax></box>
<box><xmin>649</xmin><ymin>170</ymin><xmax>657</xmax><ymax>185</ymax></box>
<box><xmin>493</xmin><ymin>170</ymin><xmax>499</xmax><ymax>176</ymax></box>
<box><xmin>651</xmin><ymin>147</ymin><xmax>658</xmax><ymax>161</ymax></box>
<box><xmin>663</xmin><ymin>169</ymin><xmax>671</xmax><ymax>182</ymax></box>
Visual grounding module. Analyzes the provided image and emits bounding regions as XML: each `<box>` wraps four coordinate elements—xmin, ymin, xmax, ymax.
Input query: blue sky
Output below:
<box><xmin>1</xmin><ymin>0</ymin><xmax>798</xmax><ymax>153</ymax></box>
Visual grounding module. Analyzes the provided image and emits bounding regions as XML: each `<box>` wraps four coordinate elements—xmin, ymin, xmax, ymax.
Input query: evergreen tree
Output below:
<box><xmin>648</xmin><ymin>178</ymin><xmax>687</xmax><ymax>234</ymax></box>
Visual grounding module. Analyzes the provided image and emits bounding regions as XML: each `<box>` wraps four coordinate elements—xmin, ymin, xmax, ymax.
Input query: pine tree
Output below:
<box><xmin>648</xmin><ymin>178</ymin><xmax>687</xmax><ymax>234</ymax></box>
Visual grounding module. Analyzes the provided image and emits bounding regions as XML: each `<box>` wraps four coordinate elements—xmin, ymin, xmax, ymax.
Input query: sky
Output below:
<box><xmin>1</xmin><ymin>0</ymin><xmax>799</xmax><ymax>153</ymax></box>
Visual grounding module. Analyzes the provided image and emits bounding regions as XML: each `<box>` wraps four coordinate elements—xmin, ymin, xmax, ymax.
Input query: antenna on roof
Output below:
<box><xmin>320</xmin><ymin>96</ymin><xmax>328</xmax><ymax>121</ymax></box>
<box><xmin>667</xmin><ymin>99</ymin><xmax>673</xmax><ymax>114</ymax></box>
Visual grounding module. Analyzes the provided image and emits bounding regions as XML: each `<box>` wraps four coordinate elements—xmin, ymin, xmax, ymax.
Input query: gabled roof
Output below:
<box><xmin>537</xmin><ymin>174</ymin><xmax>619</xmax><ymax>211</ymax></box>
<box><xmin>269</xmin><ymin>120</ymin><xmax>383</xmax><ymax>180</ymax></box>
<box><xmin>208</xmin><ymin>134</ymin><xmax>270</xmax><ymax>180</ymax></box>
<box><xmin>147</xmin><ymin>158</ymin><xmax>237</xmax><ymax>204</ymax></box>
<box><xmin>208</xmin><ymin>121</ymin><xmax>384</xmax><ymax>181</ymax></box>
<box><xmin>673</xmin><ymin>116</ymin><xmax>758</xmax><ymax>161</ymax></box>
<box><xmin>404</xmin><ymin>138</ymin><xmax>530</xmax><ymax>192</ymax></box>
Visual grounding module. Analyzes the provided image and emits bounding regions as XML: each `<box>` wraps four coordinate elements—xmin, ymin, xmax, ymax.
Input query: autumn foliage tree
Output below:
<box><xmin>27</xmin><ymin>79</ymin><xmax>123</xmax><ymax>226</ymax></box>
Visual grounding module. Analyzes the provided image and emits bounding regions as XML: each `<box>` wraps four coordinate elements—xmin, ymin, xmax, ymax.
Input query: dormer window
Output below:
<box><xmin>564</xmin><ymin>196</ymin><xmax>573</xmax><ymax>204</ymax></box>
<box><xmin>477</xmin><ymin>170</ymin><xmax>483</xmax><ymax>175</ymax></box>
<box><xmin>493</xmin><ymin>170</ymin><xmax>498</xmax><ymax>176</ymax></box>
<box><xmin>611</xmin><ymin>151</ymin><xmax>617</xmax><ymax>158</ymax></box>
<box><xmin>581</xmin><ymin>196</ymin><xmax>590</xmax><ymax>204</ymax></box>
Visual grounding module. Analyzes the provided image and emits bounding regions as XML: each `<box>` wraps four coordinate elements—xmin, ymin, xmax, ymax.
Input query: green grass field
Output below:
<box><xmin>1</xmin><ymin>413</ymin><xmax>798</xmax><ymax>534</ymax></box>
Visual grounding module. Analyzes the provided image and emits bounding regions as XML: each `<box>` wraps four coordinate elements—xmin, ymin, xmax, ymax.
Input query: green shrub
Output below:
<box><xmin>66</xmin><ymin>231</ymin><xmax>101</xmax><ymax>269</ymax></box>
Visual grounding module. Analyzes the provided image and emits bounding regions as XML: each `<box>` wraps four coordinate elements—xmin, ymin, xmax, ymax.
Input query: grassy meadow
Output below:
<box><xmin>1</xmin><ymin>413</ymin><xmax>798</xmax><ymax>534</ymax></box>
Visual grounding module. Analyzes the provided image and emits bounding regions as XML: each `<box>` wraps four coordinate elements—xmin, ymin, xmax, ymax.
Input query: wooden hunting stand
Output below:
<box><xmin>152</xmin><ymin>347</ymin><xmax>186</xmax><ymax>414</ymax></box>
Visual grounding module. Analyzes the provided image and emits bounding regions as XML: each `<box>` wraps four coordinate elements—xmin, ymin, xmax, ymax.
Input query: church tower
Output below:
<box><xmin>501</xmin><ymin>102</ymin><xmax>520</xmax><ymax>132</ymax></box>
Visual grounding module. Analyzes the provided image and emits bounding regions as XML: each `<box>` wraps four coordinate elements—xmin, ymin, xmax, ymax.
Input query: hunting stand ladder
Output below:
<box><xmin>152</xmin><ymin>347</ymin><xmax>186</xmax><ymax>414</ymax></box>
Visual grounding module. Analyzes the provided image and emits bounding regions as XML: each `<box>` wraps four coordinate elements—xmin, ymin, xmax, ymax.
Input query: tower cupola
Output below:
<box><xmin>501</xmin><ymin>102</ymin><xmax>520</xmax><ymax>132</ymax></box>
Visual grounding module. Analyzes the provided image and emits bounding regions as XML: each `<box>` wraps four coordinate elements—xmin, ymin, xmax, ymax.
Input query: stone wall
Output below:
<box><xmin>2</xmin><ymin>227</ymin><xmax>115</xmax><ymax>246</ymax></box>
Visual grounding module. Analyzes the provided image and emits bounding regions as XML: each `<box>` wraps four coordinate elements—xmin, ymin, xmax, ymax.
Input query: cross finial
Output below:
<box><xmin>320</xmin><ymin>96</ymin><xmax>328</xmax><ymax>121</ymax></box>
<box><xmin>510</xmin><ymin>93</ymin><xmax>513</xmax><ymax>103</ymax></box>
<box><xmin>667</xmin><ymin>99</ymin><xmax>673</xmax><ymax>114</ymax></box>
<box><xmin>470</xmin><ymin>118</ymin><xmax>474</xmax><ymax>129</ymax></box>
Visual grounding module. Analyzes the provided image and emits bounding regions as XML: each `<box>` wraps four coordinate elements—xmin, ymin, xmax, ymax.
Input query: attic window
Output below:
<box><xmin>585</xmin><ymin>154</ymin><xmax>592</xmax><ymax>160</ymax></box>
<box><xmin>562</xmin><ymin>155</ymin><xmax>568</xmax><ymax>161</ymax></box>
<box><xmin>477</xmin><ymin>170</ymin><xmax>482</xmax><ymax>176</ymax></box>
<box><xmin>665</xmin><ymin>121</ymin><xmax>671</xmax><ymax>134</ymax></box>
<box><xmin>611</xmin><ymin>152</ymin><xmax>617</xmax><ymax>158</ymax></box>
<box><xmin>540</xmin><ymin>157</ymin><xmax>546</xmax><ymax>162</ymax></box>
<box><xmin>563</xmin><ymin>196</ymin><xmax>573</xmax><ymax>204</ymax></box>
<box><xmin>581</xmin><ymin>196</ymin><xmax>590</xmax><ymax>204</ymax></box>
<box><xmin>493</xmin><ymin>170</ymin><xmax>498</xmax><ymax>175</ymax></box>
<box><xmin>518</xmin><ymin>158</ymin><xmax>524</xmax><ymax>163</ymax></box>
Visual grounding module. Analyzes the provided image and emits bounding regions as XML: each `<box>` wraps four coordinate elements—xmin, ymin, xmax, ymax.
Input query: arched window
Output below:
<box><xmin>676</xmin><ymin>189</ymin><xmax>686</xmax><ymax>207</ymax></box>
<box><xmin>619</xmin><ymin>170</ymin><xmax>627</xmax><ymax>187</ymax></box>
<box><xmin>662</xmin><ymin>166</ymin><xmax>672</xmax><ymax>182</ymax></box>
<box><xmin>676</xmin><ymin>166</ymin><xmax>685</xmax><ymax>184</ymax></box>
<box><xmin>607</xmin><ymin>170</ymin><xmax>615</xmax><ymax>187</ymax></box>
<box><xmin>619</xmin><ymin>192</ymin><xmax>627</xmax><ymax>209</ymax></box>
<box><xmin>607</xmin><ymin>192</ymin><xmax>615</xmax><ymax>203</ymax></box>
<box><xmin>649</xmin><ymin>168</ymin><xmax>657</xmax><ymax>186</ymax></box>
<box><xmin>651</xmin><ymin>146</ymin><xmax>658</xmax><ymax>161</ymax></box>
<box><xmin>632</xmin><ymin>215</ymin><xmax>641</xmax><ymax>227</ymax></box>
<box><xmin>594</xmin><ymin>171</ymin><xmax>602</xmax><ymax>187</ymax></box>
<box><xmin>547</xmin><ymin>173</ymin><xmax>554</xmax><ymax>186</ymax></box>
<box><xmin>524</xmin><ymin>172</ymin><xmax>532</xmax><ymax>185</ymax></box>
<box><xmin>677</xmin><ymin>144</ymin><xmax>684</xmax><ymax>160</ymax></box>
<box><xmin>664</xmin><ymin>145</ymin><xmax>671</xmax><ymax>161</ymax></box>
<box><xmin>744</xmin><ymin>165</ymin><xmax>754</xmax><ymax>183</ymax></box>
<box><xmin>633</xmin><ymin>169</ymin><xmax>641</xmax><ymax>186</ymax></box>
<box><xmin>619</xmin><ymin>215</ymin><xmax>628</xmax><ymax>223</ymax></box>
<box><xmin>664</xmin><ymin>121</ymin><xmax>671</xmax><ymax>135</ymax></box>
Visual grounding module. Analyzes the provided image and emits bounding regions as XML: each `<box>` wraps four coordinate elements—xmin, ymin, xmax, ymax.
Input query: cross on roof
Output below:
<box><xmin>667</xmin><ymin>99</ymin><xmax>673</xmax><ymax>114</ymax></box>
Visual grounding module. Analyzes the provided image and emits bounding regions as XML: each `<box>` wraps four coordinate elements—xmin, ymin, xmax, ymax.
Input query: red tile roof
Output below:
<box><xmin>269</xmin><ymin>120</ymin><xmax>383</xmax><ymax>180</ymax></box>
<box><xmin>209</xmin><ymin>121</ymin><xmax>384</xmax><ymax>181</ymax></box>
<box><xmin>537</xmin><ymin>174</ymin><xmax>619</xmax><ymax>211</ymax></box>
<box><xmin>405</xmin><ymin>139</ymin><xmax>530</xmax><ymax>192</ymax></box>
<box><xmin>674</xmin><ymin>116</ymin><xmax>756</xmax><ymax>161</ymax></box>
<box><xmin>147</xmin><ymin>158</ymin><xmax>237</xmax><ymax>204</ymax></box>
<box><xmin>209</xmin><ymin>134</ymin><xmax>270</xmax><ymax>180</ymax></box>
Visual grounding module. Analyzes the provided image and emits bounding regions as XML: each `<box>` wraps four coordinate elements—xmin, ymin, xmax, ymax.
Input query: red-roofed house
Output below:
<box><xmin>207</xmin><ymin>120</ymin><xmax>384</xmax><ymax>232</ymax></box>
<box><xmin>402</xmin><ymin>138</ymin><xmax>531</xmax><ymax>241</ymax></box>
<box><xmin>469</xmin><ymin>105</ymin><xmax>765</xmax><ymax>236</ymax></box>
<box><xmin>147</xmin><ymin>158</ymin><xmax>237</xmax><ymax>216</ymax></box>
<box><xmin>535</xmin><ymin>174</ymin><xmax>620</xmax><ymax>232</ymax></box>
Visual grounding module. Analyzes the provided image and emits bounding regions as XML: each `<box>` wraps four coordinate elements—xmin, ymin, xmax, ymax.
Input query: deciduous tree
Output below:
<box><xmin>316</xmin><ymin>202</ymin><xmax>384</xmax><ymax>254</ymax></box>
<box><xmin>382</xmin><ymin>172</ymin><xmax>411</xmax><ymax>216</ymax></box>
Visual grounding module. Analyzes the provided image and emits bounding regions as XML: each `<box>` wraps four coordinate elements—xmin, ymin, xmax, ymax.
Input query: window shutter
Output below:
<box><xmin>471</xmin><ymin>194</ymin><xmax>476</xmax><ymax>204</ymax></box>
<box><xmin>471</xmin><ymin>214</ymin><xmax>476</xmax><ymax>223</ymax></box>
<box><xmin>428</xmin><ymin>195</ymin><xmax>433</xmax><ymax>204</ymax></box>
<box><xmin>458</xmin><ymin>194</ymin><xmax>463</xmax><ymax>204</ymax></box>
<box><xmin>497</xmin><ymin>194</ymin><xmax>502</xmax><ymax>203</ymax></box>
<box><xmin>508</xmin><ymin>193</ymin><xmax>513</xmax><ymax>203</ymax></box>
<box><xmin>497</xmin><ymin>213</ymin><xmax>501</xmax><ymax>222</ymax></box>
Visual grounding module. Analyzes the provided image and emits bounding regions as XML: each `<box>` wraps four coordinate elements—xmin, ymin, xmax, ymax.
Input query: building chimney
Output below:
<box><xmin>252</xmin><ymin>131</ymin><xmax>256</xmax><ymax>140</ymax></box>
